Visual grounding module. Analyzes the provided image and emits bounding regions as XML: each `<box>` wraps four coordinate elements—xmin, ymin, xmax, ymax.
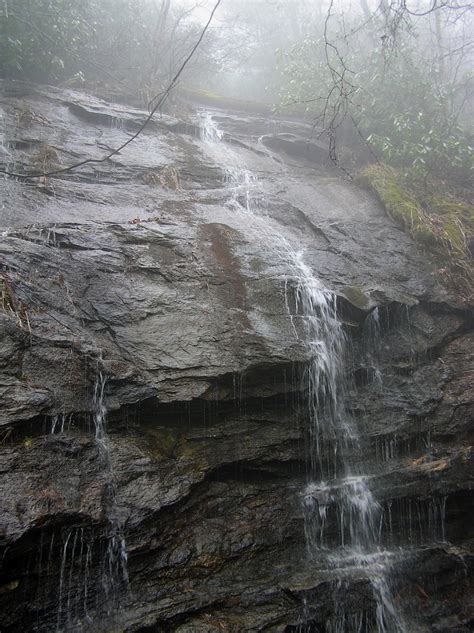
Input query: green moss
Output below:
<box><xmin>143</xmin><ymin>428</ymin><xmax>181</xmax><ymax>459</ymax></box>
<box><xmin>342</xmin><ymin>286</ymin><xmax>370</xmax><ymax>310</ymax></box>
<box><xmin>0</xmin><ymin>580</ymin><xmax>19</xmax><ymax>594</ymax></box>
<box><xmin>358</xmin><ymin>165</ymin><xmax>432</xmax><ymax>241</ymax></box>
<box><xmin>155</xmin><ymin>430</ymin><xmax>179</xmax><ymax>456</ymax></box>
<box><xmin>359</xmin><ymin>164</ymin><xmax>473</xmax><ymax>297</ymax></box>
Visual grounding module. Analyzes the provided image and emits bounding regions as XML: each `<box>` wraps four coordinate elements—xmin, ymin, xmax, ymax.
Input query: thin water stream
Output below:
<box><xmin>199</xmin><ymin>113</ymin><xmax>407</xmax><ymax>632</ymax></box>
<box><xmin>53</xmin><ymin>358</ymin><xmax>129</xmax><ymax>632</ymax></box>
<box><xmin>91</xmin><ymin>360</ymin><xmax>129</xmax><ymax>614</ymax></box>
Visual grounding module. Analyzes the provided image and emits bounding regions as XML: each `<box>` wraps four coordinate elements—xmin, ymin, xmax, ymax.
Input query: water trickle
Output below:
<box><xmin>42</xmin><ymin>224</ymin><xmax>58</xmax><ymax>247</ymax></box>
<box><xmin>49</xmin><ymin>358</ymin><xmax>129</xmax><ymax>631</ymax></box>
<box><xmin>199</xmin><ymin>113</ymin><xmax>406</xmax><ymax>632</ymax></box>
<box><xmin>287</xmin><ymin>237</ymin><xmax>406</xmax><ymax>633</ymax></box>
<box><xmin>50</xmin><ymin>413</ymin><xmax>70</xmax><ymax>434</ymax></box>
<box><xmin>360</xmin><ymin>307</ymin><xmax>384</xmax><ymax>390</ymax></box>
<box><xmin>375</xmin><ymin>435</ymin><xmax>399</xmax><ymax>463</ymax></box>
<box><xmin>0</xmin><ymin>106</ymin><xmax>16</xmax><ymax>211</ymax></box>
<box><xmin>91</xmin><ymin>357</ymin><xmax>129</xmax><ymax>614</ymax></box>
<box><xmin>92</xmin><ymin>363</ymin><xmax>108</xmax><ymax>456</ymax></box>
<box><xmin>0</xmin><ymin>107</ymin><xmax>10</xmax><ymax>157</ymax></box>
<box><xmin>56</xmin><ymin>530</ymin><xmax>73</xmax><ymax>630</ymax></box>
<box><xmin>51</xmin><ymin>528</ymin><xmax>98</xmax><ymax>631</ymax></box>
<box><xmin>199</xmin><ymin>113</ymin><xmax>223</xmax><ymax>143</ymax></box>
<box><xmin>374</xmin><ymin>493</ymin><xmax>449</xmax><ymax>548</ymax></box>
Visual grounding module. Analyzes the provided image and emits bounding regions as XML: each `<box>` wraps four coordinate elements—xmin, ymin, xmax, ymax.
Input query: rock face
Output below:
<box><xmin>0</xmin><ymin>81</ymin><xmax>472</xmax><ymax>632</ymax></box>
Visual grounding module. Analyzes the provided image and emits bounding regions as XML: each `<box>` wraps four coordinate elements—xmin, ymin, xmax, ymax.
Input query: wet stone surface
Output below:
<box><xmin>0</xmin><ymin>81</ymin><xmax>472</xmax><ymax>632</ymax></box>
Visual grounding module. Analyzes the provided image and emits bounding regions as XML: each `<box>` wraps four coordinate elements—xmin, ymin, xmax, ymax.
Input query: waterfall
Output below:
<box><xmin>90</xmin><ymin>358</ymin><xmax>129</xmax><ymax>618</ymax></box>
<box><xmin>52</xmin><ymin>358</ymin><xmax>129</xmax><ymax>632</ymax></box>
<box><xmin>198</xmin><ymin>113</ymin><xmax>406</xmax><ymax>632</ymax></box>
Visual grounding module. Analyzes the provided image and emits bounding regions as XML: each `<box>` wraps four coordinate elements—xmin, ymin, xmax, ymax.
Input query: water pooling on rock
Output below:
<box><xmin>199</xmin><ymin>113</ymin><xmax>406</xmax><ymax>632</ymax></box>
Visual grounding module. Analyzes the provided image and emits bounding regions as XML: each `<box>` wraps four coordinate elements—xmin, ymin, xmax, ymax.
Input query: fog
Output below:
<box><xmin>1</xmin><ymin>1</ymin><xmax>473</xmax><ymax>188</ymax></box>
<box><xmin>0</xmin><ymin>3</ymin><xmax>473</xmax><ymax>632</ymax></box>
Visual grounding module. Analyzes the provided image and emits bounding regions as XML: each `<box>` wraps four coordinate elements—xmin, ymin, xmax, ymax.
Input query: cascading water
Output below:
<box><xmin>0</xmin><ymin>107</ymin><xmax>9</xmax><ymax>157</ymax></box>
<box><xmin>288</xmin><ymin>254</ymin><xmax>406</xmax><ymax>633</ymax></box>
<box><xmin>53</xmin><ymin>358</ymin><xmax>129</xmax><ymax>632</ymax></box>
<box><xmin>90</xmin><ymin>359</ymin><xmax>129</xmax><ymax>618</ymax></box>
<box><xmin>199</xmin><ymin>112</ymin><xmax>406</xmax><ymax>632</ymax></box>
<box><xmin>0</xmin><ymin>106</ymin><xmax>14</xmax><ymax>217</ymax></box>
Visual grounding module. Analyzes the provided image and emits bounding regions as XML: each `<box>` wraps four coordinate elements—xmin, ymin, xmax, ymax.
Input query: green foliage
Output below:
<box><xmin>22</xmin><ymin>437</ymin><xmax>33</xmax><ymax>449</ymax></box>
<box><xmin>277</xmin><ymin>15</ymin><xmax>474</xmax><ymax>189</ymax></box>
<box><xmin>0</xmin><ymin>0</ymin><xmax>94</xmax><ymax>81</ymax></box>
<box><xmin>277</xmin><ymin>37</ymin><xmax>329</xmax><ymax>109</ymax></box>
<box><xmin>276</xmin><ymin>7</ymin><xmax>473</xmax><ymax>298</ymax></box>
<box><xmin>356</xmin><ymin>45</ymin><xmax>474</xmax><ymax>185</ymax></box>
<box><xmin>0</xmin><ymin>0</ymin><xmax>222</xmax><ymax>90</ymax></box>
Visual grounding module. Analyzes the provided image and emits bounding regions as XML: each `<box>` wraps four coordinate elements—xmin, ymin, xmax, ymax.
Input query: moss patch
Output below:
<box><xmin>145</xmin><ymin>428</ymin><xmax>181</xmax><ymax>459</ymax></box>
<box><xmin>342</xmin><ymin>286</ymin><xmax>371</xmax><ymax>310</ymax></box>
<box><xmin>0</xmin><ymin>580</ymin><xmax>20</xmax><ymax>594</ymax></box>
<box><xmin>358</xmin><ymin>164</ymin><xmax>473</xmax><ymax>298</ymax></box>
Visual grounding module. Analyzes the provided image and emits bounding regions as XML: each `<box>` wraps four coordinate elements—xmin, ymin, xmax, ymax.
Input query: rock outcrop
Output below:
<box><xmin>0</xmin><ymin>81</ymin><xmax>472</xmax><ymax>632</ymax></box>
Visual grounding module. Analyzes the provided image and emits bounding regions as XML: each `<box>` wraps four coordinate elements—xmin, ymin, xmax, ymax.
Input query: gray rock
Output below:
<box><xmin>0</xmin><ymin>80</ymin><xmax>472</xmax><ymax>632</ymax></box>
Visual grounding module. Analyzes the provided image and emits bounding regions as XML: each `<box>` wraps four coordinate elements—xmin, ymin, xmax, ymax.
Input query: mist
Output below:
<box><xmin>0</xmin><ymin>2</ymin><xmax>473</xmax><ymax>632</ymax></box>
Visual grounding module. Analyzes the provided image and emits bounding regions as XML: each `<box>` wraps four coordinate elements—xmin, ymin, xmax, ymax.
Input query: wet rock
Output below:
<box><xmin>0</xmin><ymin>81</ymin><xmax>472</xmax><ymax>632</ymax></box>
<box><xmin>261</xmin><ymin>132</ymin><xmax>329</xmax><ymax>164</ymax></box>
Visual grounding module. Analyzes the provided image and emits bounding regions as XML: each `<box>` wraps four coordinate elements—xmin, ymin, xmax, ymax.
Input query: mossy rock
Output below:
<box><xmin>358</xmin><ymin>165</ymin><xmax>431</xmax><ymax>239</ymax></box>
<box><xmin>341</xmin><ymin>286</ymin><xmax>371</xmax><ymax>310</ymax></box>
<box><xmin>144</xmin><ymin>428</ymin><xmax>181</xmax><ymax>459</ymax></box>
<box><xmin>359</xmin><ymin>164</ymin><xmax>473</xmax><ymax>297</ymax></box>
